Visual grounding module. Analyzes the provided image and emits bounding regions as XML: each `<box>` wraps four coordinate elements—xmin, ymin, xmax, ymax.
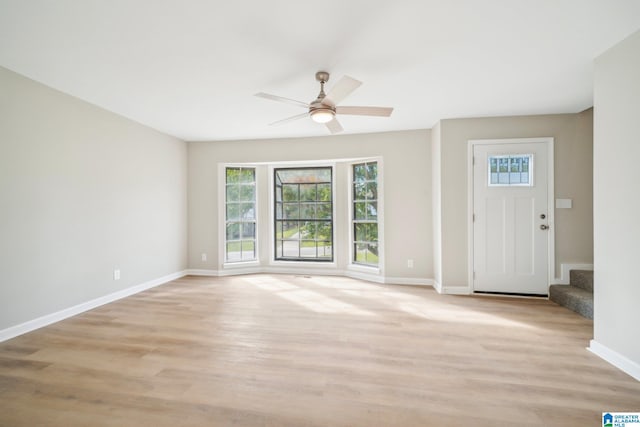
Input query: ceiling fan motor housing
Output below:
<box><xmin>315</xmin><ymin>71</ymin><xmax>330</xmax><ymax>83</ymax></box>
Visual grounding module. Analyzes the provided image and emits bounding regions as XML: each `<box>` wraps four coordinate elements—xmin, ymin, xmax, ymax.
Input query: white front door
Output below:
<box><xmin>472</xmin><ymin>140</ymin><xmax>551</xmax><ymax>295</ymax></box>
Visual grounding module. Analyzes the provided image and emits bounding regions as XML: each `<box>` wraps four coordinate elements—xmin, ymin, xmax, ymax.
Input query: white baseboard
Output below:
<box><xmin>185</xmin><ymin>269</ymin><xmax>219</xmax><ymax>276</ymax></box>
<box><xmin>432</xmin><ymin>280</ymin><xmax>471</xmax><ymax>295</ymax></box>
<box><xmin>555</xmin><ymin>263</ymin><xmax>594</xmax><ymax>285</ymax></box>
<box><xmin>443</xmin><ymin>286</ymin><xmax>472</xmax><ymax>295</ymax></box>
<box><xmin>186</xmin><ymin>267</ymin><xmax>433</xmax><ymax>288</ymax></box>
<box><xmin>384</xmin><ymin>277</ymin><xmax>432</xmax><ymax>287</ymax></box>
<box><xmin>0</xmin><ymin>270</ymin><xmax>187</xmax><ymax>343</ymax></box>
<box><xmin>589</xmin><ymin>340</ymin><xmax>640</xmax><ymax>381</ymax></box>
<box><xmin>432</xmin><ymin>280</ymin><xmax>442</xmax><ymax>293</ymax></box>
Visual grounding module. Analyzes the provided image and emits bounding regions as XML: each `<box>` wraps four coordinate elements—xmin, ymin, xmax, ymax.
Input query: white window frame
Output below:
<box><xmin>348</xmin><ymin>157</ymin><xmax>384</xmax><ymax>275</ymax></box>
<box><xmin>219</xmin><ymin>163</ymin><xmax>260</xmax><ymax>269</ymax></box>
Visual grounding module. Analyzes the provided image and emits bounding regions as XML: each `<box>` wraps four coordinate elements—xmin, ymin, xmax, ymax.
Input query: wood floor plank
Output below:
<box><xmin>1</xmin><ymin>274</ymin><xmax>639</xmax><ymax>426</ymax></box>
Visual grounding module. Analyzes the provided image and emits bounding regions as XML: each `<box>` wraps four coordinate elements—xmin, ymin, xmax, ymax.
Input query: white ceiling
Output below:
<box><xmin>1</xmin><ymin>1</ymin><xmax>640</xmax><ymax>141</ymax></box>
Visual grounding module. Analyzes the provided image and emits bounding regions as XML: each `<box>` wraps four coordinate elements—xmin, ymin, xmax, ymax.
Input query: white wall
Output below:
<box><xmin>188</xmin><ymin>130</ymin><xmax>432</xmax><ymax>281</ymax></box>
<box><xmin>592</xmin><ymin>29</ymin><xmax>640</xmax><ymax>378</ymax></box>
<box><xmin>434</xmin><ymin>112</ymin><xmax>594</xmax><ymax>290</ymax></box>
<box><xmin>0</xmin><ymin>66</ymin><xmax>188</xmax><ymax>331</ymax></box>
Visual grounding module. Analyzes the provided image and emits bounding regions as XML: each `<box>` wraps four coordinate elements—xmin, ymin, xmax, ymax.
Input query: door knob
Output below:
<box><xmin>540</xmin><ymin>214</ymin><xmax>546</xmax><ymax>219</ymax></box>
<box><xmin>540</xmin><ymin>224</ymin><xmax>549</xmax><ymax>230</ymax></box>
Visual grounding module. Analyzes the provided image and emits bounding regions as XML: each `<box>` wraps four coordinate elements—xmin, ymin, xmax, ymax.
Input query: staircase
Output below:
<box><xmin>549</xmin><ymin>270</ymin><xmax>594</xmax><ymax>319</ymax></box>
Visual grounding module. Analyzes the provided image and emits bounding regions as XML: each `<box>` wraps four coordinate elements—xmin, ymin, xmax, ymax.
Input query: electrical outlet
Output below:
<box><xmin>201</xmin><ymin>253</ymin><xmax>207</xmax><ymax>262</ymax></box>
<box><xmin>407</xmin><ymin>259</ymin><xmax>414</xmax><ymax>268</ymax></box>
<box><xmin>113</xmin><ymin>269</ymin><xmax>121</xmax><ymax>280</ymax></box>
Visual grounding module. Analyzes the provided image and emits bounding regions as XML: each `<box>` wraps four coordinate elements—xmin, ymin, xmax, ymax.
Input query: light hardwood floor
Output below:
<box><xmin>1</xmin><ymin>274</ymin><xmax>638</xmax><ymax>426</ymax></box>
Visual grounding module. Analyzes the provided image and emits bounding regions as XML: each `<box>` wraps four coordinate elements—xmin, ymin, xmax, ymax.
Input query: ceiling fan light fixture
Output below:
<box><xmin>310</xmin><ymin>108</ymin><xmax>335</xmax><ymax>123</ymax></box>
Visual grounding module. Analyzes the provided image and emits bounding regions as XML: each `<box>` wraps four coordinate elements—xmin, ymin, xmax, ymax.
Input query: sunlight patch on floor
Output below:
<box><xmin>337</xmin><ymin>282</ymin><xmax>537</xmax><ymax>329</ymax></box>
<box><xmin>242</xmin><ymin>276</ymin><xmax>376</xmax><ymax>316</ymax></box>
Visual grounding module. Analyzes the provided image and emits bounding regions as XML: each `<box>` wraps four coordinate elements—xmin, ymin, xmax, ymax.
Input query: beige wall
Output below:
<box><xmin>436</xmin><ymin>112</ymin><xmax>594</xmax><ymax>288</ymax></box>
<box><xmin>0</xmin><ymin>64</ymin><xmax>598</xmax><ymax>337</ymax></box>
<box><xmin>188</xmin><ymin>130</ymin><xmax>433</xmax><ymax>281</ymax></box>
<box><xmin>593</xmin><ymin>29</ymin><xmax>640</xmax><ymax>371</ymax></box>
<box><xmin>431</xmin><ymin>121</ymin><xmax>443</xmax><ymax>287</ymax></box>
<box><xmin>0</xmin><ymin>67</ymin><xmax>188</xmax><ymax>330</ymax></box>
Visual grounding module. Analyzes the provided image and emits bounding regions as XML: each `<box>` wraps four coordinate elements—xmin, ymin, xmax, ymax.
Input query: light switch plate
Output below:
<box><xmin>556</xmin><ymin>198</ymin><xmax>572</xmax><ymax>209</ymax></box>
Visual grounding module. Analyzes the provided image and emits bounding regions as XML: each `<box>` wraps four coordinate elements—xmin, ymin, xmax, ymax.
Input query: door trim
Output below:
<box><xmin>467</xmin><ymin>137</ymin><xmax>555</xmax><ymax>294</ymax></box>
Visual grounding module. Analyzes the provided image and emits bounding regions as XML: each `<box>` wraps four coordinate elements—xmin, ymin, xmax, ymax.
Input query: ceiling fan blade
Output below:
<box><xmin>336</xmin><ymin>106</ymin><xmax>394</xmax><ymax>117</ymax></box>
<box><xmin>325</xmin><ymin>118</ymin><xmax>344</xmax><ymax>134</ymax></box>
<box><xmin>268</xmin><ymin>112</ymin><xmax>309</xmax><ymax>126</ymax></box>
<box><xmin>255</xmin><ymin>92</ymin><xmax>309</xmax><ymax>109</ymax></box>
<box><xmin>324</xmin><ymin>76</ymin><xmax>362</xmax><ymax>106</ymax></box>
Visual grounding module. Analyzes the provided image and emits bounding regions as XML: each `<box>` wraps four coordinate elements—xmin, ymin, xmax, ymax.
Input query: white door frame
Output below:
<box><xmin>467</xmin><ymin>137</ymin><xmax>555</xmax><ymax>294</ymax></box>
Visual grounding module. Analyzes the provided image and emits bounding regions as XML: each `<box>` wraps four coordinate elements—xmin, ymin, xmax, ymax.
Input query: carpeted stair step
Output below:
<box><xmin>570</xmin><ymin>269</ymin><xmax>594</xmax><ymax>292</ymax></box>
<box><xmin>549</xmin><ymin>284</ymin><xmax>593</xmax><ymax>319</ymax></box>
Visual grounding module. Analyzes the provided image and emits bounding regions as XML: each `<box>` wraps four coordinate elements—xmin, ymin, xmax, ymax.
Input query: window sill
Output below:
<box><xmin>223</xmin><ymin>260</ymin><xmax>260</xmax><ymax>269</ymax></box>
<box><xmin>269</xmin><ymin>260</ymin><xmax>337</xmax><ymax>269</ymax></box>
<box><xmin>347</xmin><ymin>263</ymin><xmax>381</xmax><ymax>275</ymax></box>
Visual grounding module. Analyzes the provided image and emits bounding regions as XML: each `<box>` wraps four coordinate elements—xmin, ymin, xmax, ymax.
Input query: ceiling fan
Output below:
<box><xmin>255</xmin><ymin>71</ymin><xmax>393</xmax><ymax>134</ymax></box>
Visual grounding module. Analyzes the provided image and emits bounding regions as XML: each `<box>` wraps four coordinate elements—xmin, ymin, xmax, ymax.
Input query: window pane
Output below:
<box><xmin>354</xmin><ymin>223</ymin><xmax>378</xmax><ymax>243</ymax></box>
<box><xmin>300</xmin><ymin>241</ymin><xmax>317</xmax><ymax>258</ymax></box>
<box><xmin>366</xmin><ymin>202</ymin><xmax>378</xmax><ymax>220</ymax></box>
<box><xmin>300</xmin><ymin>203</ymin><xmax>316</xmax><ymax>219</ymax></box>
<box><xmin>317</xmin><ymin>221</ymin><xmax>332</xmax><ymax>242</ymax></box>
<box><xmin>366</xmin><ymin>163</ymin><xmax>378</xmax><ymax>181</ymax></box>
<box><xmin>354</xmin><ymin>164</ymin><xmax>366</xmax><ymax>182</ymax></box>
<box><xmin>354</xmin><ymin>183</ymin><xmax>367</xmax><ymax>200</ymax></box>
<box><xmin>354</xmin><ymin>202</ymin><xmax>366</xmax><ymax>220</ymax></box>
<box><xmin>226</xmin><ymin>203</ymin><xmax>240</xmax><ymax>221</ymax></box>
<box><xmin>316</xmin><ymin>202</ymin><xmax>331</xmax><ymax>219</ymax></box>
<box><xmin>355</xmin><ymin>243</ymin><xmax>367</xmax><ymax>263</ymax></box>
<box><xmin>226</xmin><ymin>185</ymin><xmax>240</xmax><ymax>202</ymax></box>
<box><xmin>227</xmin><ymin>242</ymin><xmax>241</xmax><ymax>261</ymax></box>
<box><xmin>284</xmin><ymin>203</ymin><xmax>299</xmax><ymax>219</ymax></box>
<box><xmin>241</xmin><ymin>240</ymin><xmax>255</xmax><ymax>260</ymax></box>
<box><xmin>276</xmin><ymin>202</ymin><xmax>283</xmax><ymax>220</ymax></box>
<box><xmin>317</xmin><ymin>183</ymin><xmax>331</xmax><ymax>201</ymax></box>
<box><xmin>241</xmin><ymin>203</ymin><xmax>255</xmax><ymax>220</ymax></box>
<box><xmin>226</xmin><ymin>223</ymin><xmax>240</xmax><ymax>240</ymax></box>
<box><xmin>365</xmin><ymin>182</ymin><xmax>377</xmax><ymax>200</ymax></box>
<box><xmin>315</xmin><ymin>168</ymin><xmax>331</xmax><ymax>182</ymax></box>
<box><xmin>240</xmin><ymin>184</ymin><xmax>255</xmax><ymax>202</ymax></box>
<box><xmin>283</xmin><ymin>221</ymin><xmax>298</xmax><ymax>238</ymax></box>
<box><xmin>318</xmin><ymin>242</ymin><xmax>332</xmax><ymax>258</ymax></box>
<box><xmin>276</xmin><ymin>240</ymin><xmax>283</xmax><ymax>258</ymax></box>
<box><xmin>240</xmin><ymin>168</ymin><xmax>255</xmax><ymax>183</ymax></box>
<box><xmin>355</xmin><ymin>223</ymin><xmax>366</xmax><ymax>241</ymax></box>
<box><xmin>242</xmin><ymin>222</ymin><xmax>255</xmax><ymax>239</ymax></box>
<box><xmin>283</xmin><ymin>240</ymin><xmax>300</xmax><ymax>258</ymax></box>
<box><xmin>366</xmin><ymin>243</ymin><xmax>379</xmax><ymax>264</ymax></box>
<box><xmin>301</xmin><ymin>221</ymin><xmax>316</xmax><ymax>239</ymax></box>
<box><xmin>275</xmin><ymin>185</ymin><xmax>282</xmax><ymax>202</ymax></box>
<box><xmin>226</xmin><ymin>167</ymin><xmax>240</xmax><ymax>184</ymax></box>
<box><xmin>299</xmin><ymin>184</ymin><xmax>316</xmax><ymax>201</ymax></box>
<box><xmin>283</xmin><ymin>184</ymin><xmax>298</xmax><ymax>201</ymax></box>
